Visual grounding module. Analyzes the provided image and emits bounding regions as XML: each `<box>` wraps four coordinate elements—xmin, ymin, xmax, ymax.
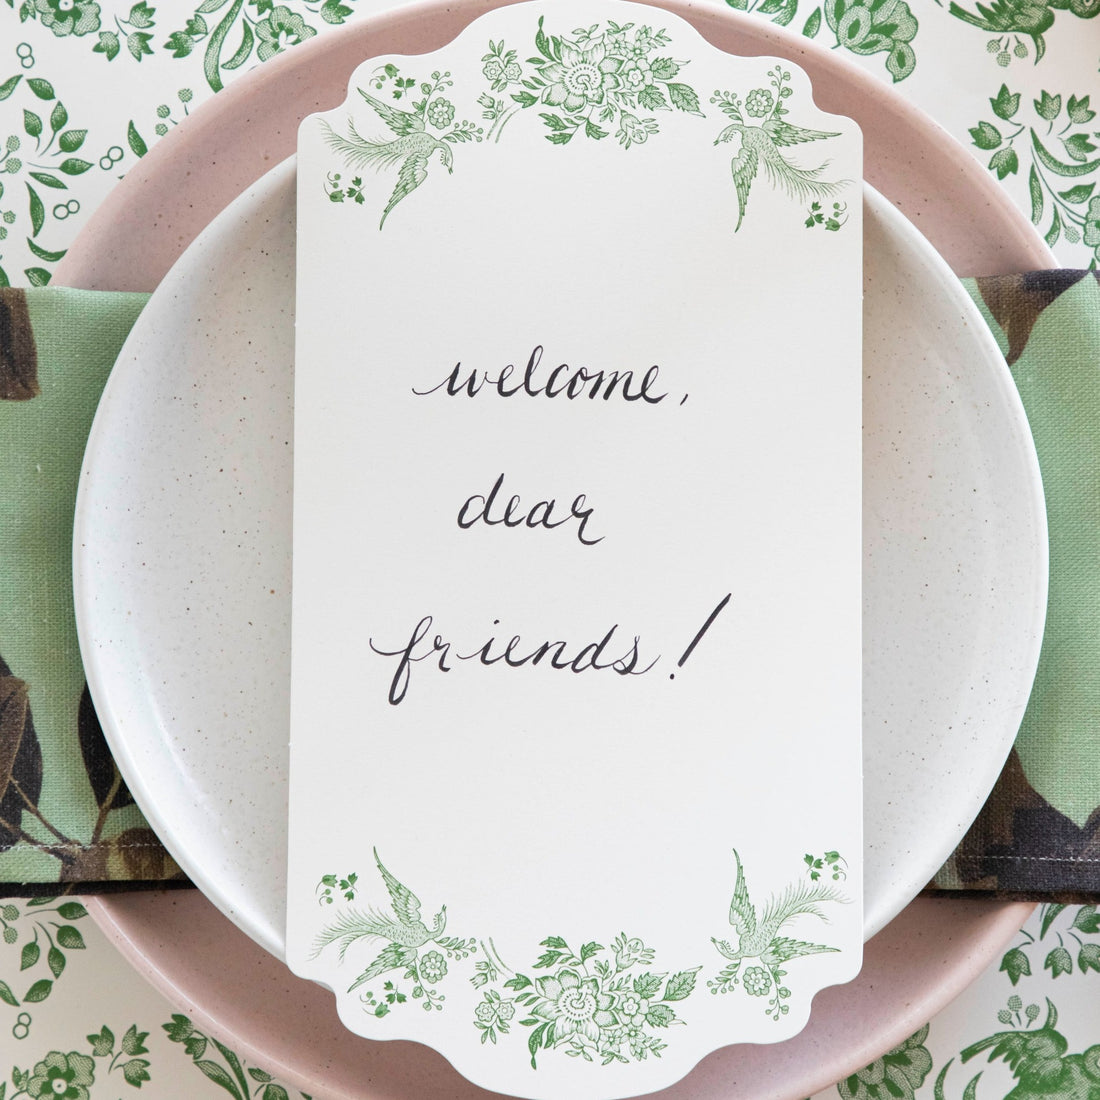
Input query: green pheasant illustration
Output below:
<box><xmin>711</xmin><ymin>849</ymin><xmax>846</xmax><ymax>969</ymax></box>
<box><xmin>946</xmin><ymin>0</ymin><xmax>1100</xmax><ymax>61</ymax></box>
<box><xmin>312</xmin><ymin>848</ymin><xmax>448</xmax><ymax>991</ymax></box>
<box><xmin>321</xmin><ymin>89</ymin><xmax>454</xmax><ymax>228</ymax></box>
<box><xmin>715</xmin><ymin>117</ymin><xmax>847</xmax><ymax>232</ymax></box>
<box><xmin>957</xmin><ymin>999</ymin><xmax>1100</xmax><ymax>1100</ymax></box>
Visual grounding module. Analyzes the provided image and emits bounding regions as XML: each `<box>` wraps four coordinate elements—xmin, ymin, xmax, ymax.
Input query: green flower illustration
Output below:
<box><xmin>533</xmin><ymin>969</ymin><xmax>617</xmax><ymax>1045</ymax></box>
<box><xmin>255</xmin><ymin>6</ymin><xmax>317</xmax><ymax>62</ymax></box>
<box><xmin>620</xmin><ymin>56</ymin><xmax>655</xmax><ymax>92</ymax></box>
<box><xmin>420</xmin><ymin>950</ymin><xmax>448</xmax><ymax>984</ymax></box>
<box><xmin>33</xmin><ymin>0</ymin><xmax>101</xmax><ymax>38</ymax></box>
<box><xmin>745</xmin><ymin>88</ymin><xmax>774</xmax><ymax>117</ymax></box>
<box><xmin>616</xmin><ymin>111</ymin><xmax>657</xmax><ymax>149</ymax></box>
<box><xmin>427</xmin><ymin>98</ymin><xmax>456</xmax><ymax>129</ymax></box>
<box><xmin>838</xmin><ymin>1025</ymin><xmax>932</xmax><ymax>1100</ymax></box>
<box><xmin>27</xmin><ymin>1051</ymin><xmax>96</xmax><ymax>1100</ymax></box>
<box><xmin>541</xmin><ymin>39</ymin><xmax>621</xmax><ymax>112</ymax></box>
<box><xmin>743</xmin><ymin>965</ymin><xmax>772</xmax><ymax>996</ymax></box>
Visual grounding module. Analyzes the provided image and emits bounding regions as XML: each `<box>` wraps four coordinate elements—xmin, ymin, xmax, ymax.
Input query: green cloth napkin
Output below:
<box><xmin>934</xmin><ymin>272</ymin><xmax>1100</xmax><ymax>897</ymax></box>
<box><xmin>1</xmin><ymin>287</ymin><xmax>185</xmax><ymax>893</ymax></box>
<box><xmin>1</xmin><ymin>279</ymin><xmax>1098</xmax><ymax>897</ymax></box>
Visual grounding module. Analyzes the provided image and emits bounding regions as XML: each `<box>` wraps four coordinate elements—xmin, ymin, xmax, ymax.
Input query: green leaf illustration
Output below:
<box><xmin>634</xmin><ymin>971</ymin><xmax>664</xmax><ymax>998</ymax></box>
<box><xmin>23</xmin><ymin>977</ymin><xmax>52</xmax><ymax>1001</ymax></box>
<box><xmin>58</xmin><ymin>158</ymin><xmax>93</xmax><ymax>175</ymax></box>
<box><xmin>183</xmin><ymin>1035</ymin><xmax>207</xmax><ymax>1059</ymax></box>
<box><xmin>262</xmin><ymin>1088</ymin><xmax>290</xmax><ymax>1100</ymax></box>
<box><xmin>1063</xmin><ymin>133</ymin><xmax>1098</xmax><ymax>163</ymax></box>
<box><xmin>999</xmin><ymin>946</ymin><xmax>1031</xmax><ymax>985</ymax></box>
<box><xmin>645</xmin><ymin>1003</ymin><xmax>676</xmax><ymax>1027</ymax></box>
<box><xmin>28</xmin><ymin>171</ymin><xmax>65</xmax><ymax>189</ymax></box>
<box><xmin>991</xmin><ymin>83</ymin><xmax>1020</xmax><ymax>121</ymax></box>
<box><xmin>123</xmin><ymin>1024</ymin><xmax>150</xmax><ymax>1055</ymax></box>
<box><xmin>164</xmin><ymin>31</ymin><xmax>195</xmax><ymax>58</ymax></box>
<box><xmin>1072</xmin><ymin>905</ymin><xmax>1099</xmax><ymax>934</ymax></box>
<box><xmin>194</xmin><ymin>1060</ymin><xmax>239</xmax><ymax>1096</ymax></box>
<box><xmin>49</xmin><ymin>101</ymin><xmax>67</xmax><ymax>133</ymax></box>
<box><xmin>638</xmin><ymin>84</ymin><xmax>669</xmax><ymax>111</ymax></box>
<box><xmin>26</xmin><ymin>78</ymin><xmax>54</xmax><ymax>100</ymax></box>
<box><xmin>163</xmin><ymin>1015</ymin><xmax>194</xmax><ymax>1042</ymax></box>
<box><xmin>1078</xmin><ymin>943</ymin><xmax>1100</xmax><ymax>973</ymax></box>
<box><xmin>128</xmin><ymin>0</ymin><xmax>156</xmax><ymax>28</ymax></box>
<box><xmin>122</xmin><ymin>1059</ymin><xmax>151</xmax><ymax>1087</ymax></box>
<box><xmin>1045</xmin><ymin>206</ymin><xmax>1062</xmax><ymax>247</ymax></box>
<box><xmin>128</xmin><ymin>120</ymin><xmax>148</xmax><ymax>158</ymax></box>
<box><xmin>0</xmin><ymin>75</ymin><xmax>22</xmax><ymax>101</ymax></box>
<box><xmin>651</xmin><ymin>57</ymin><xmax>680</xmax><ymax>80</ymax></box>
<box><xmin>248</xmin><ymin>1069</ymin><xmax>273</xmax><ymax>1084</ymax></box>
<box><xmin>25</xmin><ymin>238</ymin><xmax>65</xmax><ymax>262</ymax></box>
<box><xmin>58</xmin><ymin>129</ymin><xmax>87</xmax><ymax>153</ymax></box>
<box><xmin>1032</xmin><ymin>130</ymin><xmax>1100</xmax><ymax>177</ymax></box>
<box><xmin>47</xmin><ymin>945</ymin><xmax>65</xmax><ymax>977</ymax></box>
<box><xmin>1044</xmin><ymin>945</ymin><xmax>1073</xmax><ymax>978</ymax></box>
<box><xmin>1028</xmin><ymin>164</ymin><xmax>1043</xmax><ymax>224</ymax></box>
<box><xmin>320</xmin><ymin>0</ymin><xmax>352</xmax><ymax>23</ymax></box>
<box><xmin>1067</xmin><ymin>94</ymin><xmax>1096</xmax><ymax>125</ymax></box>
<box><xmin>0</xmin><ymin>979</ymin><xmax>17</xmax><ymax>1006</ymax></box>
<box><xmin>221</xmin><ymin>20</ymin><xmax>254</xmax><ymax>71</ymax></box>
<box><xmin>94</xmin><ymin>31</ymin><xmax>121</xmax><ymax>60</ymax></box>
<box><xmin>1041</xmin><ymin>904</ymin><xmax>1068</xmax><ymax>938</ymax></box>
<box><xmin>1034</xmin><ymin>91</ymin><xmax>1062</xmax><ymax>121</ymax></box>
<box><xmin>128</xmin><ymin>31</ymin><xmax>155</xmax><ymax>61</ymax></box>
<box><xmin>19</xmin><ymin>941</ymin><xmax>39</xmax><ymax>971</ymax></box>
<box><xmin>1058</xmin><ymin>183</ymin><xmax>1095</xmax><ymax>203</ymax></box>
<box><xmin>87</xmin><ymin>1025</ymin><xmax>115</xmax><ymax>1057</ymax></box>
<box><xmin>664</xmin><ymin>967</ymin><xmax>700</xmax><ymax>1001</ymax></box>
<box><xmin>969</xmin><ymin>121</ymin><xmax>1002</xmax><ymax>150</ymax></box>
<box><xmin>802</xmin><ymin>7</ymin><xmax>823</xmax><ymax>35</ymax></box>
<box><xmin>56</xmin><ymin>925</ymin><xmax>86</xmax><ymax>949</ymax></box>
<box><xmin>23</xmin><ymin>110</ymin><xmax>42</xmax><ymax>139</ymax></box>
<box><xmin>668</xmin><ymin>82</ymin><xmax>702</xmax><ymax>115</ymax></box>
<box><xmin>989</xmin><ymin>146</ymin><xmax>1018</xmax><ymax>179</ymax></box>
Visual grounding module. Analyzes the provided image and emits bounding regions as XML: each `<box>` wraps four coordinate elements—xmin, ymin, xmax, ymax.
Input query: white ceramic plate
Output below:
<box><xmin>73</xmin><ymin>158</ymin><xmax>1046</xmax><ymax>963</ymax></box>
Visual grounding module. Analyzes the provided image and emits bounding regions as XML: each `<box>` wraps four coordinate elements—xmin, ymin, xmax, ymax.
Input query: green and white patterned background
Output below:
<box><xmin>1</xmin><ymin>0</ymin><xmax>1098</xmax><ymax>1095</ymax></box>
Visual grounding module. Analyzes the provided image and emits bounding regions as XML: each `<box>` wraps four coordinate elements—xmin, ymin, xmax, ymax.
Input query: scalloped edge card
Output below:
<box><xmin>288</xmin><ymin>3</ymin><xmax>862</xmax><ymax>1096</ymax></box>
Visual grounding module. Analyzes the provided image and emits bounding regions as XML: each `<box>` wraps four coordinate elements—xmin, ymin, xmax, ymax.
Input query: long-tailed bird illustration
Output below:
<box><xmin>311</xmin><ymin>847</ymin><xmax>448</xmax><ymax>990</ymax></box>
<box><xmin>321</xmin><ymin>89</ymin><xmax>454</xmax><ymax>228</ymax></box>
<box><xmin>712</xmin><ymin>849</ymin><xmax>846</xmax><ymax>969</ymax></box>
<box><xmin>959</xmin><ymin>999</ymin><xmax>1100</xmax><ymax>1100</ymax></box>
<box><xmin>714</xmin><ymin>117</ymin><xmax>847</xmax><ymax>232</ymax></box>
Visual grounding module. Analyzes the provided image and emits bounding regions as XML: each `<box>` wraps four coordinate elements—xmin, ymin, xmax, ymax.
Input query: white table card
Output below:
<box><xmin>288</xmin><ymin>3</ymin><xmax>862</xmax><ymax>1095</ymax></box>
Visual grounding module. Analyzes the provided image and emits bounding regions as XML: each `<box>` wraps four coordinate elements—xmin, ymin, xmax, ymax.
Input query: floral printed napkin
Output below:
<box><xmin>0</xmin><ymin>285</ymin><xmax>185</xmax><ymax>894</ymax></box>
<box><xmin>1</xmin><ymin>273</ymin><xmax>1099</xmax><ymax>897</ymax></box>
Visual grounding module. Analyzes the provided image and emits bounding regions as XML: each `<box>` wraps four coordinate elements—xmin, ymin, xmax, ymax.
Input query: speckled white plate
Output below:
<box><xmin>73</xmin><ymin>157</ymin><xmax>1046</xmax><ymax>963</ymax></box>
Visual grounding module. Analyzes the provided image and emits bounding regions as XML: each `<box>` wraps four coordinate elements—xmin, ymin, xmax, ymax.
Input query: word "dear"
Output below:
<box><xmin>457</xmin><ymin>473</ymin><xmax>603</xmax><ymax>547</ymax></box>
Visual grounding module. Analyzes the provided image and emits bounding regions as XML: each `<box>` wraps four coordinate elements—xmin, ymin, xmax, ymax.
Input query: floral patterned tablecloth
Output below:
<box><xmin>1</xmin><ymin>0</ymin><xmax>1098</xmax><ymax>1094</ymax></box>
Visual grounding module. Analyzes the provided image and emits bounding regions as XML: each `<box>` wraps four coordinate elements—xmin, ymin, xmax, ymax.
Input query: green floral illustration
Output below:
<box><xmin>5</xmin><ymin>0</ymin><xmax>357</xmax><ymax>92</ymax></box>
<box><xmin>163</xmin><ymin>1014</ymin><xmax>311</xmax><ymax>1100</ymax></box>
<box><xmin>725</xmin><ymin>0</ymin><xmax>918</xmax><ymax>82</ymax></box>
<box><xmin>0</xmin><ymin>898</ymin><xmax>89</xmax><ymax>1011</ymax></box>
<box><xmin>968</xmin><ymin>83</ymin><xmax>1099</xmax><ymax>256</ymax></box>
<box><xmin>946</xmin><ymin>0</ymin><xmax>1100</xmax><ymax>65</ymax></box>
<box><xmin>712</xmin><ymin>67</ymin><xmax>850</xmax><ymax>232</ymax></box>
<box><xmin>311</xmin><ymin>848</ymin><xmax>476</xmax><ymax>1014</ymax></box>
<box><xmin>31</xmin><ymin>0</ymin><xmax>101</xmax><ymax>39</ymax></box>
<box><xmin>315</xmin><ymin>870</ymin><xmax>358</xmax><ymax>905</ymax></box>
<box><xmin>476</xmin><ymin>933</ymin><xmax>700</xmax><ymax>1067</ymax></box>
<box><xmin>708</xmin><ymin>848</ymin><xmax>849</xmax><ymax>1020</ymax></box>
<box><xmin>320</xmin><ymin>68</ymin><xmax>482</xmax><ymax>229</ymax></box>
<box><xmin>837</xmin><ymin>1025</ymin><xmax>933</xmax><ymax>1100</ymax></box>
<box><xmin>503</xmin><ymin>16</ymin><xmax>703</xmax><ymax>146</ymax></box>
<box><xmin>804</xmin><ymin>200</ymin><xmax>850</xmax><ymax>231</ymax></box>
<box><xmin>22</xmin><ymin>1050</ymin><xmax>95</xmax><ymax>1099</ymax></box>
<box><xmin>999</xmin><ymin>903</ymin><xmax>1100</xmax><ymax>985</ymax></box>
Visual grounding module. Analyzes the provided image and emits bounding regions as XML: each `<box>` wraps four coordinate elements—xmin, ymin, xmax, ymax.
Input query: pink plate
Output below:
<box><xmin>62</xmin><ymin>1</ymin><xmax>1048</xmax><ymax>1097</ymax></box>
